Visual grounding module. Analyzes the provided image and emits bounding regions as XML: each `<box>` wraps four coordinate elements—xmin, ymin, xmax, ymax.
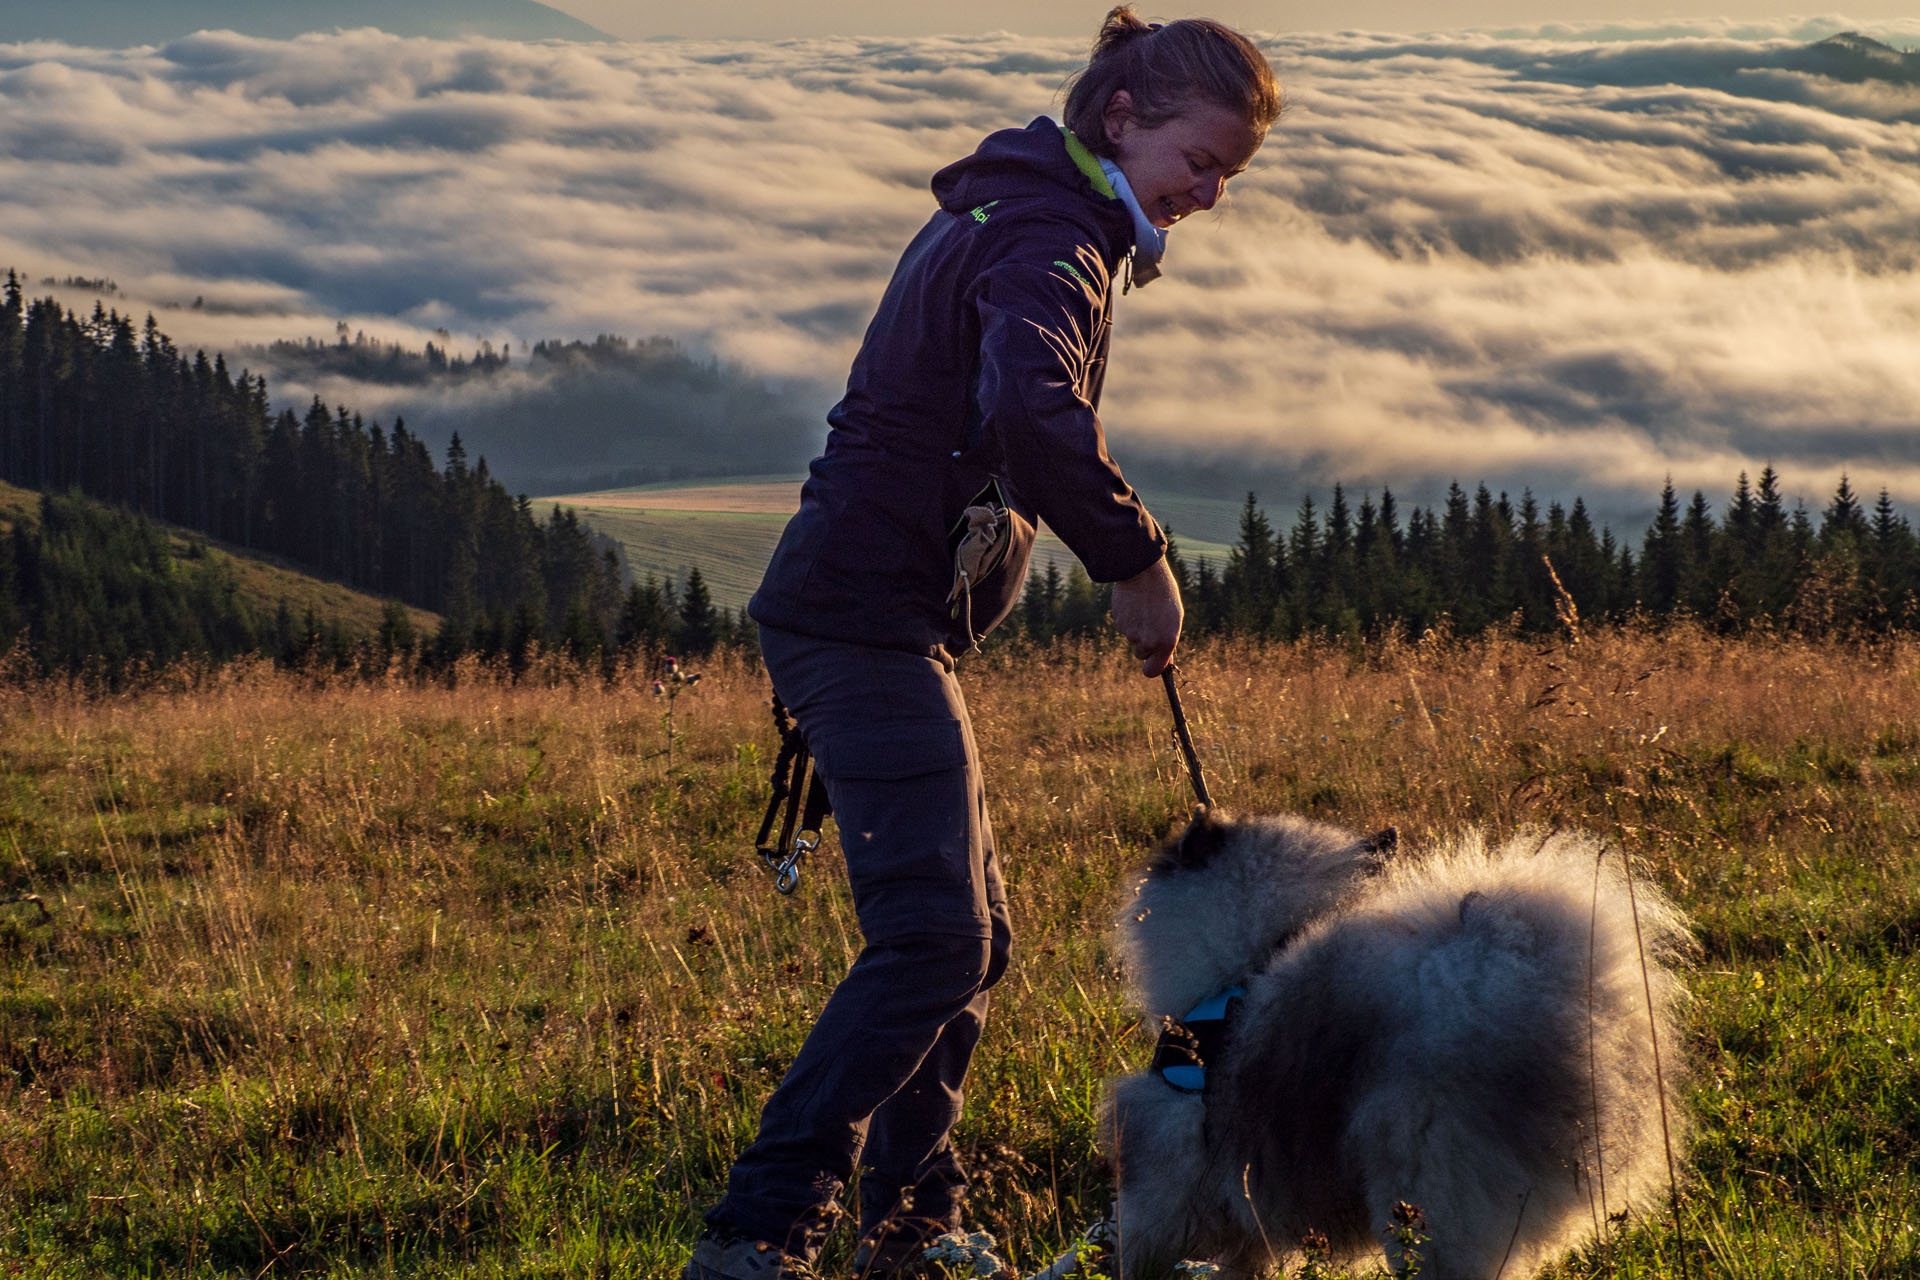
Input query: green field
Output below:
<box><xmin>3</xmin><ymin>627</ymin><xmax>1919</xmax><ymax>1276</ymax></box>
<box><xmin>542</xmin><ymin>479</ymin><xmax>1241</xmax><ymax>610</ymax></box>
<box><xmin>550</xmin><ymin>506</ymin><xmax>795</xmax><ymax>611</ymax></box>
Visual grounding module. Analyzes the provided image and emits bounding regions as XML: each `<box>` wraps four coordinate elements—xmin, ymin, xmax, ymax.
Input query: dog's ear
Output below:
<box><xmin>1152</xmin><ymin>806</ymin><xmax>1230</xmax><ymax>874</ymax></box>
<box><xmin>1362</xmin><ymin>826</ymin><xmax>1399</xmax><ymax>856</ymax></box>
<box><xmin>1356</xmin><ymin>825</ymin><xmax>1399</xmax><ymax>874</ymax></box>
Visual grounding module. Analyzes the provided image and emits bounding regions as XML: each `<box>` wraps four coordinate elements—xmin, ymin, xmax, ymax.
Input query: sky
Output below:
<box><xmin>2</xmin><ymin>17</ymin><xmax>1919</xmax><ymax>525</ymax></box>
<box><xmin>547</xmin><ymin>2</ymin><xmax>1920</xmax><ymax>41</ymax></box>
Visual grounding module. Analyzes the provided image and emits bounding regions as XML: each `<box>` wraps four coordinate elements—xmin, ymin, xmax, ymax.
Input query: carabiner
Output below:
<box><xmin>777</xmin><ymin>830</ymin><xmax>821</xmax><ymax>894</ymax></box>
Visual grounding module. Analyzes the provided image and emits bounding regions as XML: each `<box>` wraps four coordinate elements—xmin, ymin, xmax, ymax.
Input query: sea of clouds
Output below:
<box><xmin>2</xmin><ymin>18</ymin><xmax>1918</xmax><ymax>521</ymax></box>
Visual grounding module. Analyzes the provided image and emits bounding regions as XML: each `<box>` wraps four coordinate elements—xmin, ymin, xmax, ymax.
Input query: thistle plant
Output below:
<box><xmin>1387</xmin><ymin>1202</ymin><xmax>1430</xmax><ymax>1278</ymax></box>
<box><xmin>1295</xmin><ymin>1230</ymin><xmax>1337</xmax><ymax>1280</ymax></box>
<box><xmin>923</xmin><ymin>1229</ymin><xmax>1014</xmax><ymax>1277</ymax></box>
<box><xmin>1029</xmin><ymin>1217</ymin><xmax>1118</xmax><ymax>1278</ymax></box>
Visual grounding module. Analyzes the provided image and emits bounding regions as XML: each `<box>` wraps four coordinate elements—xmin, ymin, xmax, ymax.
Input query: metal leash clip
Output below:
<box><xmin>759</xmin><ymin>827</ymin><xmax>816</xmax><ymax>895</ymax></box>
<box><xmin>760</xmin><ymin>843</ymin><xmax>802</xmax><ymax>893</ymax></box>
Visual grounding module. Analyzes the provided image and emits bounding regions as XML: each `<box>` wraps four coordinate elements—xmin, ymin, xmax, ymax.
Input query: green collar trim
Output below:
<box><xmin>1060</xmin><ymin>126</ymin><xmax>1117</xmax><ymax>200</ymax></box>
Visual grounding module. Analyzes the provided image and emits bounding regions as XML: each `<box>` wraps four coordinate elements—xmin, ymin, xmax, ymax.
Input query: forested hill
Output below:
<box><xmin>0</xmin><ymin>271</ymin><xmax>695</xmax><ymax>669</ymax></box>
<box><xmin>1797</xmin><ymin>32</ymin><xmax>1920</xmax><ymax>86</ymax></box>
<box><xmin>249</xmin><ymin>330</ymin><xmax>822</xmax><ymax>497</ymax></box>
<box><xmin>1156</xmin><ymin>476</ymin><xmax>1920</xmax><ymax>646</ymax></box>
<box><xmin>0</xmin><ymin>478</ymin><xmax>439</xmax><ymax>676</ymax></box>
<box><xmin>5</xmin><ymin>270</ymin><xmax>1916</xmax><ymax>678</ymax></box>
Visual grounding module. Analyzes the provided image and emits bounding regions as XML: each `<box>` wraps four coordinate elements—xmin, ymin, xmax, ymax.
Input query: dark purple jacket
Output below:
<box><xmin>749</xmin><ymin>118</ymin><xmax>1167</xmax><ymax>661</ymax></box>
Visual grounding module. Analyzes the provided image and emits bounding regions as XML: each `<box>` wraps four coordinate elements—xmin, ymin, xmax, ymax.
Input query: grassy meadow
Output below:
<box><xmin>537</xmin><ymin>482</ymin><xmax>1238</xmax><ymax>610</ymax></box>
<box><xmin>2</xmin><ymin>627</ymin><xmax>1918</xmax><ymax>1277</ymax></box>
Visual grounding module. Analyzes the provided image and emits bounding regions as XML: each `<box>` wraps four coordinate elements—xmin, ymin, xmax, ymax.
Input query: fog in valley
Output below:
<box><xmin>3</xmin><ymin>19</ymin><xmax>1918</xmax><ymax>524</ymax></box>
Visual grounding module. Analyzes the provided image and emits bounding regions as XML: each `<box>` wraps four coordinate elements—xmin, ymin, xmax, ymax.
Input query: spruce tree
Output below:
<box><xmin>1639</xmin><ymin>479</ymin><xmax>1683</xmax><ymax>616</ymax></box>
<box><xmin>1020</xmin><ymin>559</ymin><xmax>1063</xmax><ymax>642</ymax></box>
<box><xmin>617</xmin><ymin>575</ymin><xmax>674</xmax><ymax>655</ymax></box>
<box><xmin>1224</xmin><ymin>492</ymin><xmax>1278</xmax><ymax>636</ymax></box>
<box><xmin>0</xmin><ymin>270</ymin><xmax>22</xmax><ymax>481</ymax></box>
<box><xmin>678</xmin><ymin>567</ymin><xmax>719</xmax><ymax>657</ymax></box>
<box><xmin>1286</xmin><ymin>493</ymin><xmax>1320</xmax><ymax>635</ymax></box>
<box><xmin>1189</xmin><ymin>557</ymin><xmax>1223</xmax><ymax>635</ymax></box>
<box><xmin>1322</xmin><ymin>484</ymin><xmax>1357</xmax><ymax>628</ymax></box>
<box><xmin>1680</xmin><ymin>489</ymin><xmax>1716</xmax><ymax>618</ymax></box>
<box><xmin>1726</xmin><ymin>472</ymin><xmax>1756</xmax><ymax>554</ymax></box>
<box><xmin>1820</xmin><ymin>474</ymin><xmax>1869</xmax><ymax>549</ymax></box>
<box><xmin>1057</xmin><ymin>563</ymin><xmax>1106</xmax><ymax>637</ymax></box>
<box><xmin>1756</xmin><ymin>466</ymin><xmax>1786</xmax><ymax>536</ymax></box>
<box><xmin>1868</xmin><ymin>489</ymin><xmax>1915</xmax><ymax>626</ymax></box>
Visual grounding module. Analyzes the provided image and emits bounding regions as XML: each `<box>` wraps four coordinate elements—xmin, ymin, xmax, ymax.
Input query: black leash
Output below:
<box><xmin>1161</xmin><ymin>663</ymin><xmax>1214</xmax><ymax>810</ymax></box>
<box><xmin>754</xmin><ymin>693</ymin><xmax>831</xmax><ymax>894</ymax></box>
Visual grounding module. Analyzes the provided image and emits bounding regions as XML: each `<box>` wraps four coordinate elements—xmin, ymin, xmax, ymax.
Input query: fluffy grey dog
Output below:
<box><xmin>1100</xmin><ymin>811</ymin><xmax>1689</xmax><ymax>1279</ymax></box>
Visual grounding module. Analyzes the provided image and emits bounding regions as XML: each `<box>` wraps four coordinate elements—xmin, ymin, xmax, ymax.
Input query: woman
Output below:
<box><xmin>687</xmin><ymin>11</ymin><xmax>1281</xmax><ymax>1278</ymax></box>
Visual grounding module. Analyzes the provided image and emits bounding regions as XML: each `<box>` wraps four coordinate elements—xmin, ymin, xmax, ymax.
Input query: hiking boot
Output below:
<box><xmin>847</xmin><ymin>1215</ymin><xmax>965</xmax><ymax>1279</ymax></box>
<box><xmin>682</xmin><ymin>1231</ymin><xmax>822</xmax><ymax>1280</ymax></box>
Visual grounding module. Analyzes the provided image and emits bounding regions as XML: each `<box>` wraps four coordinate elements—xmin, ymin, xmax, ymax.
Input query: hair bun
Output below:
<box><xmin>1093</xmin><ymin>5</ymin><xmax>1155</xmax><ymax>56</ymax></box>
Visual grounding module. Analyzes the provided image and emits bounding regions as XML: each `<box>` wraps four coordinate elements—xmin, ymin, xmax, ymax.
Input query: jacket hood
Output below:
<box><xmin>932</xmin><ymin>117</ymin><xmax>1132</xmax><ymax>244</ymax></box>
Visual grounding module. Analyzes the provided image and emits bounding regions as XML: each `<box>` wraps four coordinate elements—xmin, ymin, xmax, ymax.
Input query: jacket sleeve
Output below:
<box><xmin>972</xmin><ymin>243</ymin><xmax>1166</xmax><ymax>584</ymax></box>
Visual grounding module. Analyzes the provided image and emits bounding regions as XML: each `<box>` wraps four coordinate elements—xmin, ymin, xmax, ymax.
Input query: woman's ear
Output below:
<box><xmin>1102</xmin><ymin>88</ymin><xmax>1134</xmax><ymax>147</ymax></box>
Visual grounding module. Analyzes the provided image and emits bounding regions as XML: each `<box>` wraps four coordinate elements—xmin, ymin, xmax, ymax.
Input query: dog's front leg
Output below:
<box><xmin>1104</xmin><ymin>1074</ymin><xmax>1217</xmax><ymax>1279</ymax></box>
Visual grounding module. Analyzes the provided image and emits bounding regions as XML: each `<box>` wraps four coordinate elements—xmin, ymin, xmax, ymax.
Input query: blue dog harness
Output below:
<box><xmin>1152</xmin><ymin>986</ymin><xmax>1245</xmax><ymax>1093</ymax></box>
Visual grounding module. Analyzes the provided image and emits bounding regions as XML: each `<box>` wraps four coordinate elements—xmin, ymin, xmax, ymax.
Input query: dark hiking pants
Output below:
<box><xmin>707</xmin><ymin>626</ymin><xmax>1014</xmax><ymax>1254</ymax></box>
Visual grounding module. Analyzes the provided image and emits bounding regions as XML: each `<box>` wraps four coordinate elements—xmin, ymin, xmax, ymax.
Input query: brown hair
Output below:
<box><xmin>1063</xmin><ymin>7</ymin><xmax>1283</xmax><ymax>156</ymax></box>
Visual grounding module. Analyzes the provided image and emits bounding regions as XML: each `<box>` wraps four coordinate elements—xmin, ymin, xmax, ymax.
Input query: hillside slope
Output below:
<box><xmin>0</xmin><ymin>477</ymin><xmax>439</xmax><ymax>641</ymax></box>
<box><xmin>1796</xmin><ymin>31</ymin><xmax>1920</xmax><ymax>85</ymax></box>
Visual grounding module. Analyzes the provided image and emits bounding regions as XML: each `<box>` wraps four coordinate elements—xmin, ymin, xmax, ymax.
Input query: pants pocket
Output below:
<box><xmin>808</xmin><ymin>718</ymin><xmax>986</xmax><ymax>940</ymax></box>
<box><xmin>812</xmin><ymin>718</ymin><xmax>968</xmax><ymax>781</ymax></box>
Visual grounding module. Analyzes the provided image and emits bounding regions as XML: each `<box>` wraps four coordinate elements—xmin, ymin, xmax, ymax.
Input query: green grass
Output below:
<box><xmin>0</xmin><ymin>476</ymin><xmax>37</xmax><ymax>528</ymax></box>
<box><xmin>1</xmin><ymin>627</ymin><xmax>1918</xmax><ymax>1277</ymax></box>
<box><xmin>186</xmin><ymin>539</ymin><xmax>440</xmax><ymax>642</ymax></box>
<box><xmin>0</xmin><ymin>477</ymin><xmax>440</xmax><ymax>641</ymax></box>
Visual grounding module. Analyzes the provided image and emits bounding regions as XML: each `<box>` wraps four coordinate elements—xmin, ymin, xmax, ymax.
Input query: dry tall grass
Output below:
<box><xmin>2</xmin><ymin>626</ymin><xmax>1917</xmax><ymax>1276</ymax></box>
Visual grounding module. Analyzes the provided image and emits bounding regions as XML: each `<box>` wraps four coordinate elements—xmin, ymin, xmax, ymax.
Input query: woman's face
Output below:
<box><xmin>1102</xmin><ymin>90</ymin><xmax>1265</xmax><ymax>230</ymax></box>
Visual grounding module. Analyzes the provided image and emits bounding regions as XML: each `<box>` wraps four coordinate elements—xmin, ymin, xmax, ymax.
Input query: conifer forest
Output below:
<box><xmin>0</xmin><ymin>274</ymin><xmax>745</xmax><ymax>671</ymax></box>
<box><xmin>1</xmin><ymin>270</ymin><xmax>1917</xmax><ymax>678</ymax></box>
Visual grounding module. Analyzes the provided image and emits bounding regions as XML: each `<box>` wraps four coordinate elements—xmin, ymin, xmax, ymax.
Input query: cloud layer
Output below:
<box><xmin>3</xmin><ymin>19</ymin><xmax>1918</xmax><ymax>522</ymax></box>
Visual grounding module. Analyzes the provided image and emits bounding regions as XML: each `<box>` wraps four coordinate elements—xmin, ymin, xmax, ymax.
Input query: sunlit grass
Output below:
<box><xmin>2</xmin><ymin>625</ymin><xmax>1918</xmax><ymax>1276</ymax></box>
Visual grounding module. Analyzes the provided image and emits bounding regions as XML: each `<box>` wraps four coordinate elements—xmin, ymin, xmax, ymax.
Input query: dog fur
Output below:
<box><xmin>1101</xmin><ymin>810</ymin><xmax>1690</xmax><ymax>1279</ymax></box>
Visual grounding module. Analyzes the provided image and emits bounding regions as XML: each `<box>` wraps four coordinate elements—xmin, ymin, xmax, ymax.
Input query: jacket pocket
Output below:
<box><xmin>812</xmin><ymin>718</ymin><xmax>969</xmax><ymax>782</ymax></box>
<box><xmin>943</xmin><ymin>477</ymin><xmax>1036</xmax><ymax>651</ymax></box>
<box><xmin>955</xmin><ymin>504</ymin><xmax>1034</xmax><ymax>642</ymax></box>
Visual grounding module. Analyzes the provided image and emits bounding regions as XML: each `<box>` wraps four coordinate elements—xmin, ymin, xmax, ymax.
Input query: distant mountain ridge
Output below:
<box><xmin>0</xmin><ymin>0</ymin><xmax>611</xmax><ymax>47</ymax></box>
<box><xmin>249</xmin><ymin>331</ymin><xmax>824</xmax><ymax>498</ymax></box>
<box><xmin>1794</xmin><ymin>32</ymin><xmax>1920</xmax><ymax>86</ymax></box>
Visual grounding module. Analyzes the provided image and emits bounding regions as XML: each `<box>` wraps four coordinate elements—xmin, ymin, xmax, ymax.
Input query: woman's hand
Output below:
<box><xmin>1109</xmin><ymin>556</ymin><xmax>1183</xmax><ymax>677</ymax></box>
